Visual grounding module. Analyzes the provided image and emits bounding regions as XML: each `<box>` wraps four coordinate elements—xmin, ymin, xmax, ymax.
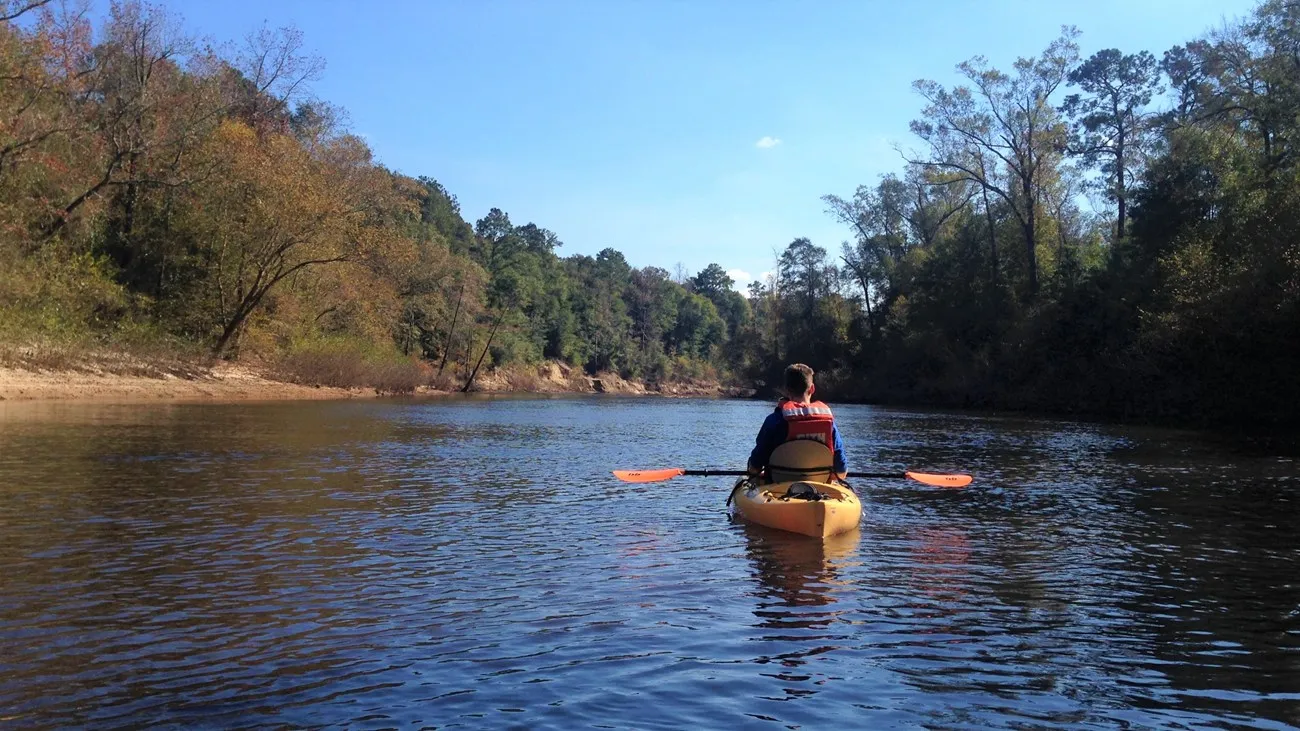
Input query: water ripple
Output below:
<box><xmin>0</xmin><ymin>398</ymin><xmax>1298</xmax><ymax>728</ymax></box>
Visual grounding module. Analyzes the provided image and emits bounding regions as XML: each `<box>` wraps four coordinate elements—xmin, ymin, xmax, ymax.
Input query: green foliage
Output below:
<box><xmin>417</xmin><ymin>177</ymin><xmax>476</xmax><ymax>254</ymax></box>
<box><xmin>1062</xmin><ymin>48</ymin><xmax>1162</xmax><ymax>240</ymax></box>
<box><xmin>0</xmin><ymin>245</ymin><xmax>133</xmax><ymax>339</ymax></box>
<box><xmin>785</xmin><ymin>0</ymin><xmax>1300</xmax><ymax>426</ymax></box>
<box><xmin>669</xmin><ymin>292</ymin><xmax>725</xmax><ymax>360</ymax></box>
<box><xmin>2</xmin><ymin>0</ymin><xmax>1297</xmax><ymax>426</ymax></box>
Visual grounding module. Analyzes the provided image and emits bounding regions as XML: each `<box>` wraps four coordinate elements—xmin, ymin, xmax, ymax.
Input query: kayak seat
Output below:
<box><xmin>767</xmin><ymin>440</ymin><xmax>835</xmax><ymax>484</ymax></box>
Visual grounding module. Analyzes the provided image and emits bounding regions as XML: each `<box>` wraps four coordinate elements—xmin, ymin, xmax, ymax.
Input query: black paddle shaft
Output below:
<box><xmin>685</xmin><ymin>469</ymin><xmax>905</xmax><ymax>479</ymax></box>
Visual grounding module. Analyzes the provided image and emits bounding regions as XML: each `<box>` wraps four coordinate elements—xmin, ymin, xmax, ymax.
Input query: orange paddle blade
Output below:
<box><xmin>905</xmin><ymin>471</ymin><xmax>973</xmax><ymax>488</ymax></box>
<box><xmin>612</xmin><ymin>468</ymin><xmax>686</xmax><ymax>483</ymax></box>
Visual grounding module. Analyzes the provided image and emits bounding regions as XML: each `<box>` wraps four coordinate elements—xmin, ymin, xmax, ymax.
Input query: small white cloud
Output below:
<box><xmin>727</xmin><ymin>269</ymin><xmax>775</xmax><ymax>292</ymax></box>
<box><xmin>755</xmin><ymin>136</ymin><xmax>782</xmax><ymax>149</ymax></box>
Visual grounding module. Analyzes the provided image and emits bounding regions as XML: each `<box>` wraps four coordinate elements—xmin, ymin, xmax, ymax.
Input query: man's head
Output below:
<box><xmin>783</xmin><ymin>363</ymin><xmax>815</xmax><ymax>400</ymax></box>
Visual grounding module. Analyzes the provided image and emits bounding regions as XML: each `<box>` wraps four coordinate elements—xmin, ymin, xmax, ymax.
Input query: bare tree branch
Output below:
<box><xmin>0</xmin><ymin>0</ymin><xmax>53</xmax><ymax>22</ymax></box>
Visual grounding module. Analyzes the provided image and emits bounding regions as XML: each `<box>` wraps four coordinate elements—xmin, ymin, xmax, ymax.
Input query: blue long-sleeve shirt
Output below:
<box><xmin>748</xmin><ymin>406</ymin><xmax>847</xmax><ymax>474</ymax></box>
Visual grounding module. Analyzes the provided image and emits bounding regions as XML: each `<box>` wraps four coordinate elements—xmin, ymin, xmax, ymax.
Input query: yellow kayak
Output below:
<box><xmin>726</xmin><ymin>438</ymin><xmax>861</xmax><ymax>538</ymax></box>
<box><xmin>728</xmin><ymin>477</ymin><xmax>862</xmax><ymax>538</ymax></box>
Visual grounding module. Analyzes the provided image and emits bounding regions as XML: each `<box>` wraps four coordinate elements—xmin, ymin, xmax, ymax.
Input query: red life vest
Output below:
<box><xmin>779</xmin><ymin>399</ymin><xmax>835</xmax><ymax>448</ymax></box>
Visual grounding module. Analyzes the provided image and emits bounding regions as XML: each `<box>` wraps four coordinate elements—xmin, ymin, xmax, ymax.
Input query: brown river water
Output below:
<box><xmin>0</xmin><ymin>396</ymin><xmax>1297</xmax><ymax>729</ymax></box>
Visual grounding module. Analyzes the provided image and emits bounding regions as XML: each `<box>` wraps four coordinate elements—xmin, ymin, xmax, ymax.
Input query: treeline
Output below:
<box><xmin>0</xmin><ymin>0</ymin><xmax>744</xmax><ymax>389</ymax></box>
<box><xmin>3</xmin><ymin>0</ymin><xmax>1298</xmax><ymax>425</ymax></box>
<box><xmin>750</xmin><ymin>1</ymin><xmax>1300</xmax><ymax>426</ymax></box>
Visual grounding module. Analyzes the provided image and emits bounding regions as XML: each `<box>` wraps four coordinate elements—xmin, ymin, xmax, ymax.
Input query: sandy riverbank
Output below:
<box><xmin>0</xmin><ymin>364</ymin><xmax>395</xmax><ymax>403</ymax></box>
<box><xmin>0</xmin><ymin>360</ymin><xmax>749</xmax><ymax>403</ymax></box>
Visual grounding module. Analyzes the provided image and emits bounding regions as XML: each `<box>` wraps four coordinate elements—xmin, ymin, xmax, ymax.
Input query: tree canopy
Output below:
<box><xmin>2</xmin><ymin>0</ymin><xmax>1297</xmax><ymax>425</ymax></box>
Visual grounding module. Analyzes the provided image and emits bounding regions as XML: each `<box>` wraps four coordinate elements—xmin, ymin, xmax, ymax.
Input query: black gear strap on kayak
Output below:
<box><xmin>784</xmin><ymin>483</ymin><xmax>824</xmax><ymax>501</ymax></box>
<box><xmin>725</xmin><ymin>478</ymin><xmax>750</xmax><ymax>507</ymax></box>
<box><xmin>768</xmin><ymin>464</ymin><xmax>835</xmax><ymax>480</ymax></box>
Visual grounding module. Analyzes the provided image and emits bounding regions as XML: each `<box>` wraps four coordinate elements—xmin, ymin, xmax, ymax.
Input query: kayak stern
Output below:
<box><xmin>730</xmin><ymin>479</ymin><xmax>862</xmax><ymax>538</ymax></box>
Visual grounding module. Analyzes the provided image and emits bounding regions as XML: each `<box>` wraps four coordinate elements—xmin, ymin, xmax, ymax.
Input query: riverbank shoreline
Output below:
<box><xmin>0</xmin><ymin>364</ymin><xmax>388</xmax><ymax>403</ymax></box>
<box><xmin>0</xmin><ymin>361</ymin><xmax>749</xmax><ymax>404</ymax></box>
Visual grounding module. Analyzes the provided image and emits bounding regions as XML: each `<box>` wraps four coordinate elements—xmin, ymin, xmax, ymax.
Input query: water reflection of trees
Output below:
<box><xmin>0</xmin><ymin>401</ymin><xmax>448</xmax><ymax>724</ymax></box>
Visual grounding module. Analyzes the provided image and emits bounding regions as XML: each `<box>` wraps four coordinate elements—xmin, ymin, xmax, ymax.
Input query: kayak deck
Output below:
<box><xmin>729</xmin><ymin>478</ymin><xmax>862</xmax><ymax>538</ymax></box>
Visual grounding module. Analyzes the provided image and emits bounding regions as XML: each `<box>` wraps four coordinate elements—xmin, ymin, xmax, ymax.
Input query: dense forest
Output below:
<box><xmin>2</xmin><ymin>1</ymin><xmax>1297</xmax><ymax>426</ymax></box>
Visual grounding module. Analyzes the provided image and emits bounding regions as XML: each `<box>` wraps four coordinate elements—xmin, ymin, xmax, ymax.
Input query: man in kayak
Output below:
<box><xmin>747</xmin><ymin>363</ymin><xmax>848</xmax><ymax>481</ymax></box>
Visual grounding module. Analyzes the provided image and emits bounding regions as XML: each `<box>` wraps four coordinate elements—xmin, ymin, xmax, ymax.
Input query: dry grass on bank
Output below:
<box><xmin>274</xmin><ymin>343</ymin><xmax>431</xmax><ymax>395</ymax></box>
<box><xmin>0</xmin><ymin>340</ymin><xmax>209</xmax><ymax>380</ymax></box>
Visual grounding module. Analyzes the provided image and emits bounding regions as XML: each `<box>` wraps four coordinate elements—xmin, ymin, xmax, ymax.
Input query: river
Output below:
<box><xmin>1</xmin><ymin>396</ymin><xmax>1297</xmax><ymax>729</ymax></box>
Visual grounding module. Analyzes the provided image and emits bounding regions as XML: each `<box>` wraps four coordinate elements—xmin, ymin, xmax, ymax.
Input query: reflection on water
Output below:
<box><xmin>740</xmin><ymin>523</ymin><xmax>858</xmax><ymax>709</ymax></box>
<box><xmin>742</xmin><ymin>523</ymin><xmax>859</xmax><ymax>610</ymax></box>
<box><xmin>908</xmin><ymin>527</ymin><xmax>972</xmax><ymax>604</ymax></box>
<box><xmin>1</xmin><ymin>397</ymin><xmax>1298</xmax><ymax>729</ymax></box>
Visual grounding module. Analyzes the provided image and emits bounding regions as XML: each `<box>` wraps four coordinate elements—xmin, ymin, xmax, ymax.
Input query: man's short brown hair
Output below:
<box><xmin>784</xmin><ymin>363</ymin><xmax>815</xmax><ymax>395</ymax></box>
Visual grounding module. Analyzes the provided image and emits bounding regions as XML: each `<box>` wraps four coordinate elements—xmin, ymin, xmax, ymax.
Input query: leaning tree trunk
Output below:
<box><xmin>462</xmin><ymin>311</ymin><xmax>505</xmax><ymax>393</ymax></box>
<box><xmin>438</xmin><ymin>284</ymin><xmax>464</xmax><ymax>377</ymax></box>
<box><xmin>212</xmin><ymin>304</ymin><xmax>254</xmax><ymax>360</ymax></box>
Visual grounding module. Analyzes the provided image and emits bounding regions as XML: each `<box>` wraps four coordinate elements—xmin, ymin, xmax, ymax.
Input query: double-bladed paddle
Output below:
<box><xmin>611</xmin><ymin>468</ymin><xmax>972</xmax><ymax>488</ymax></box>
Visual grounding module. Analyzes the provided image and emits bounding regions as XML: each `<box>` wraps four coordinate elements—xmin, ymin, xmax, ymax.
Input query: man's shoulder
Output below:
<box><xmin>760</xmin><ymin>409</ymin><xmax>787</xmax><ymax>432</ymax></box>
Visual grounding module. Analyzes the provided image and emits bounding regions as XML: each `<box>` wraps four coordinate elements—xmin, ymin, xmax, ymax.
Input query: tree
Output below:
<box><xmin>824</xmin><ymin>169</ymin><xmax>972</xmax><ymax>338</ymax></box>
<box><xmin>232</xmin><ymin>23</ymin><xmax>323</xmax><ymax>132</ymax></box>
<box><xmin>669</xmin><ymin>292</ymin><xmax>725</xmax><ymax>360</ymax></box>
<box><xmin>0</xmin><ymin>2</ymin><xmax>94</xmax><ymax>236</ymax></box>
<box><xmin>515</xmin><ymin>222</ymin><xmax>561</xmax><ymax>255</ymax></box>
<box><xmin>472</xmin><ymin>207</ymin><xmax>536</xmax><ymax>313</ymax></box>
<box><xmin>563</xmin><ymin>250</ymin><xmax>633</xmax><ymax>374</ymax></box>
<box><xmin>690</xmin><ymin>263</ymin><xmax>733</xmax><ymax>297</ymax></box>
<box><xmin>6</xmin><ymin>0</ymin><xmax>1299</xmax><ymax>425</ymax></box>
<box><xmin>413</xmin><ymin>177</ymin><xmax>467</xmax><ymax>245</ymax></box>
<box><xmin>688</xmin><ymin>262</ymin><xmax>750</xmax><ymax>337</ymax></box>
<box><xmin>625</xmin><ymin>265</ymin><xmax>678</xmax><ymax>375</ymax></box>
<box><xmin>910</xmin><ymin>29</ymin><xmax>1081</xmax><ymax>296</ymax></box>
<box><xmin>182</xmin><ymin>121</ymin><xmax>403</xmax><ymax>357</ymax></box>
<box><xmin>1170</xmin><ymin>3</ymin><xmax>1300</xmax><ymax>175</ymax></box>
<box><xmin>824</xmin><ymin>185</ymin><xmax>897</xmax><ymax>335</ymax></box>
<box><xmin>472</xmin><ymin>208</ymin><xmax>517</xmax><ymax>275</ymax></box>
<box><xmin>778</xmin><ymin>238</ymin><xmax>832</xmax><ymax>314</ymax></box>
<box><xmin>772</xmin><ymin>237</ymin><xmax>849</xmax><ymax>365</ymax></box>
<box><xmin>1063</xmin><ymin>49</ymin><xmax>1162</xmax><ymax>241</ymax></box>
<box><xmin>1</xmin><ymin>1</ymin><xmax>54</xmax><ymax>22</ymax></box>
<box><xmin>41</xmin><ymin>0</ymin><xmax>231</xmax><ymax>247</ymax></box>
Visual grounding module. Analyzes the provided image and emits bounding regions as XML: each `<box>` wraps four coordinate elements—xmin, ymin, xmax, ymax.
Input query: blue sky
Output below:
<box><xmin>99</xmin><ymin>0</ymin><xmax>1255</xmax><ymax>290</ymax></box>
